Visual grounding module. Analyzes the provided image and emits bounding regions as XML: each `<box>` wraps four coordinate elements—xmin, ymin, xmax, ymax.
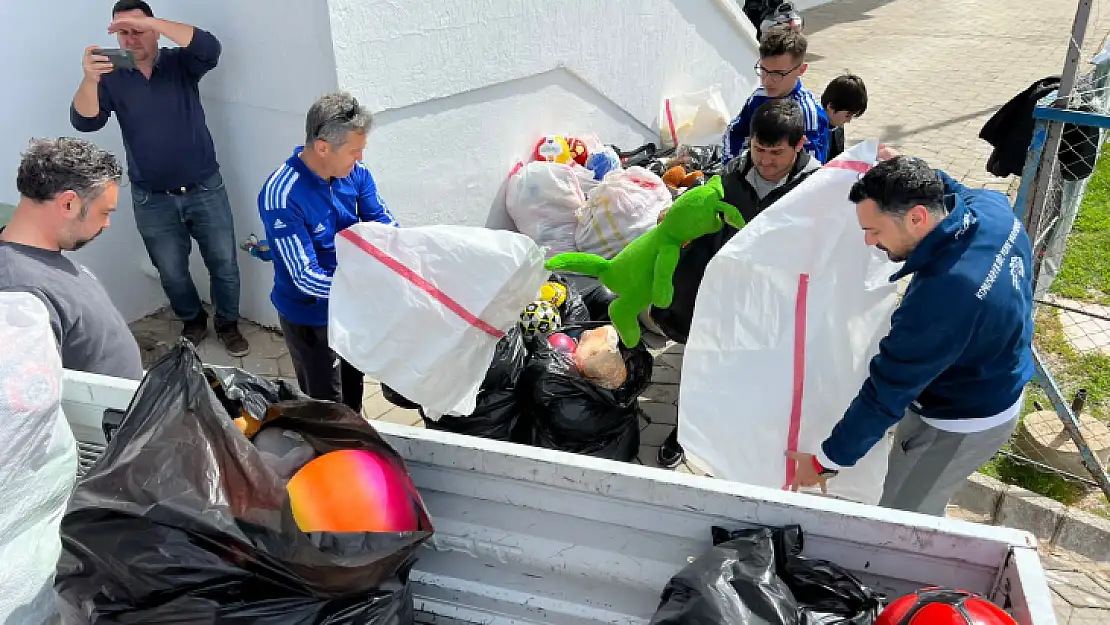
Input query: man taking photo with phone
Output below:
<box><xmin>69</xmin><ymin>0</ymin><xmax>249</xmax><ymax>357</ymax></box>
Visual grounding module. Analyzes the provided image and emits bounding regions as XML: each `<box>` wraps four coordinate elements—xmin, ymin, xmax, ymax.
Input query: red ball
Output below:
<box><xmin>878</xmin><ymin>588</ymin><xmax>1016</xmax><ymax>625</ymax></box>
<box><xmin>547</xmin><ymin>332</ymin><xmax>578</xmax><ymax>355</ymax></box>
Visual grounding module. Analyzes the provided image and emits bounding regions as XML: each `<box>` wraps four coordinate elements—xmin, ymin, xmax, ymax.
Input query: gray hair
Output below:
<box><xmin>305</xmin><ymin>92</ymin><xmax>373</xmax><ymax>147</ymax></box>
<box><xmin>16</xmin><ymin>137</ymin><xmax>123</xmax><ymax>205</ymax></box>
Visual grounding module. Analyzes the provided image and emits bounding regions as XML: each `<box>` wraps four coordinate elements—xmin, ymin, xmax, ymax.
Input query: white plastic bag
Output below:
<box><xmin>0</xmin><ymin>292</ymin><xmax>77</xmax><ymax>624</ymax></box>
<box><xmin>505</xmin><ymin>160</ymin><xmax>595</xmax><ymax>256</ymax></box>
<box><xmin>659</xmin><ymin>86</ymin><xmax>731</xmax><ymax>150</ymax></box>
<box><xmin>575</xmin><ymin>166</ymin><xmax>673</xmax><ymax>258</ymax></box>
<box><xmin>678</xmin><ymin>140</ymin><xmax>899</xmax><ymax>505</ymax></box>
<box><xmin>329</xmin><ymin>223</ymin><xmax>550</xmax><ymax>416</ymax></box>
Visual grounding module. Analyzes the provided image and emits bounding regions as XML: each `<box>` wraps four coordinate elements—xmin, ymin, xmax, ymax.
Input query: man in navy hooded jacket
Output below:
<box><xmin>788</xmin><ymin>155</ymin><xmax>1034</xmax><ymax>516</ymax></box>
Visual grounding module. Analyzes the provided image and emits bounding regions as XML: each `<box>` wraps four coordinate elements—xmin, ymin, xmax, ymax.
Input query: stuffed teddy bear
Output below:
<box><xmin>544</xmin><ymin>175</ymin><xmax>745</xmax><ymax>347</ymax></box>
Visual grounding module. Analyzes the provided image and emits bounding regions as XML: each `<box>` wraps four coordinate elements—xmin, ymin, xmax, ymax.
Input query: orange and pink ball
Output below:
<box><xmin>287</xmin><ymin>449</ymin><xmax>423</xmax><ymax>533</ymax></box>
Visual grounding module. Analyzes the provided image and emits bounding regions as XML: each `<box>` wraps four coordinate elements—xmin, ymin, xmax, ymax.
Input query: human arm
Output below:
<box><xmin>354</xmin><ymin>163</ymin><xmax>399</xmax><ymax>226</ymax></box>
<box><xmin>70</xmin><ymin>47</ymin><xmax>115</xmax><ymax>132</ymax></box>
<box><xmin>806</xmin><ymin>109</ymin><xmax>830</xmax><ymax>164</ymax></box>
<box><xmin>722</xmin><ymin>97</ymin><xmax>756</xmax><ymax>166</ymax></box>
<box><xmin>109</xmin><ymin>15</ymin><xmax>221</xmax><ymax>77</ymax></box>
<box><xmin>260</xmin><ymin>199</ymin><xmax>334</xmax><ymax>299</ymax></box>
<box><xmin>816</xmin><ymin>284</ymin><xmax>980</xmax><ymax>470</ymax></box>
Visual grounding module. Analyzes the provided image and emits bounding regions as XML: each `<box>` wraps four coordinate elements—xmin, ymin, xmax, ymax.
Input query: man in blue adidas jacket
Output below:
<box><xmin>788</xmin><ymin>154</ymin><xmax>1034</xmax><ymax>516</ymax></box>
<box><xmin>258</xmin><ymin>92</ymin><xmax>397</xmax><ymax>413</ymax></box>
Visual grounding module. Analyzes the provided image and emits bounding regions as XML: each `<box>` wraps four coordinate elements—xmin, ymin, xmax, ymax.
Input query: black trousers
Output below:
<box><xmin>278</xmin><ymin>316</ymin><xmax>364</xmax><ymax>414</ymax></box>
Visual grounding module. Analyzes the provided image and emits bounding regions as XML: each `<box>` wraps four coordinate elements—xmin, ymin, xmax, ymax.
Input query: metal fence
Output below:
<box><xmin>1008</xmin><ymin>1</ymin><xmax>1110</xmax><ymax>508</ymax></box>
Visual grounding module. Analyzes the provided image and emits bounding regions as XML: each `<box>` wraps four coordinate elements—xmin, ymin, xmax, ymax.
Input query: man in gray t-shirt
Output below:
<box><xmin>1</xmin><ymin>138</ymin><xmax>143</xmax><ymax>381</ymax></box>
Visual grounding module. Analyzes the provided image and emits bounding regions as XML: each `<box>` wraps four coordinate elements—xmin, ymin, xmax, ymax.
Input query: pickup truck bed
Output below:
<box><xmin>61</xmin><ymin>369</ymin><xmax>1058</xmax><ymax>624</ymax></box>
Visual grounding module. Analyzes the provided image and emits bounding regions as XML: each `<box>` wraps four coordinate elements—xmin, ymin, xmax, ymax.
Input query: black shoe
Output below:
<box><xmin>181</xmin><ymin>312</ymin><xmax>209</xmax><ymax>347</ymax></box>
<box><xmin>217</xmin><ymin>323</ymin><xmax>250</xmax><ymax>357</ymax></box>
<box><xmin>658</xmin><ymin>429</ymin><xmax>685</xmax><ymax>469</ymax></box>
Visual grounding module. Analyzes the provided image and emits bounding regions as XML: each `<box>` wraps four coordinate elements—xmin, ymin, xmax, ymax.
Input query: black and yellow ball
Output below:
<box><xmin>520</xmin><ymin>300</ymin><xmax>562</xmax><ymax>338</ymax></box>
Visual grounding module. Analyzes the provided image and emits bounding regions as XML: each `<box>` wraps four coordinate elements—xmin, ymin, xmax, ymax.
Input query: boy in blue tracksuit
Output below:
<box><xmin>259</xmin><ymin>92</ymin><xmax>397</xmax><ymax>413</ymax></box>
<box><xmin>789</xmin><ymin>155</ymin><xmax>1034</xmax><ymax>516</ymax></box>
<box><xmin>723</xmin><ymin>24</ymin><xmax>829</xmax><ymax>166</ymax></box>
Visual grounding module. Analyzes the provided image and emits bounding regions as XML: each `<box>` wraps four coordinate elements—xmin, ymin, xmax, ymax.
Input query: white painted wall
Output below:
<box><xmin>331</xmin><ymin>0</ymin><xmax>762</xmax><ymax>230</ymax></box>
<box><xmin>2</xmin><ymin>0</ymin><xmax>764</xmax><ymax>327</ymax></box>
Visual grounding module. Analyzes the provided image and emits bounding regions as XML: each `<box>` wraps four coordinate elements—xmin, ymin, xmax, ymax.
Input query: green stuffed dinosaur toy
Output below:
<box><xmin>545</xmin><ymin>175</ymin><xmax>745</xmax><ymax>347</ymax></box>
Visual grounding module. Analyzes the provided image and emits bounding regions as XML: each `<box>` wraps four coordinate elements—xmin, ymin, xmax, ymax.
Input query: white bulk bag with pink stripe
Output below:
<box><xmin>329</xmin><ymin>223</ymin><xmax>550</xmax><ymax>416</ymax></box>
<box><xmin>678</xmin><ymin>140</ymin><xmax>899</xmax><ymax>505</ymax></box>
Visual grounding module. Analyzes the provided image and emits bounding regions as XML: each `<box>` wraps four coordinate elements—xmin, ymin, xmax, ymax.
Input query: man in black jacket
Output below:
<box><xmin>651</xmin><ymin>99</ymin><xmax>821</xmax><ymax>468</ymax></box>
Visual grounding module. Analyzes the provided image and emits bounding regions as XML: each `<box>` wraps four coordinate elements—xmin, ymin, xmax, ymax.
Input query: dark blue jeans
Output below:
<box><xmin>132</xmin><ymin>170</ymin><xmax>241</xmax><ymax>328</ymax></box>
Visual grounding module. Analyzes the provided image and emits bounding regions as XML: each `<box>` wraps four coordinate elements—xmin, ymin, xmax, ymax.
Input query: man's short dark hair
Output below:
<box><xmin>751</xmin><ymin>99</ymin><xmax>805</xmax><ymax>147</ymax></box>
<box><xmin>822</xmin><ymin>74</ymin><xmax>868</xmax><ymax>116</ymax></box>
<box><xmin>112</xmin><ymin>0</ymin><xmax>154</xmax><ymax>17</ymax></box>
<box><xmin>759</xmin><ymin>24</ymin><xmax>808</xmax><ymax>61</ymax></box>
<box><xmin>849</xmin><ymin>156</ymin><xmax>946</xmax><ymax>217</ymax></box>
<box><xmin>16</xmin><ymin>138</ymin><xmax>124</xmax><ymax>204</ymax></box>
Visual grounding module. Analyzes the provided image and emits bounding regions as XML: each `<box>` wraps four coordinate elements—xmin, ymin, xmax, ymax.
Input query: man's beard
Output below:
<box><xmin>66</xmin><ymin>228</ymin><xmax>104</xmax><ymax>251</ymax></box>
<box><xmin>876</xmin><ymin>243</ymin><xmax>907</xmax><ymax>263</ymax></box>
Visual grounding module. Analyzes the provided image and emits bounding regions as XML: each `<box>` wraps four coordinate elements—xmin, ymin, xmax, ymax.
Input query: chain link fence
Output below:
<box><xmin>998</xmin><ymin>18</ymin><xmax>1110</xmax><ymax>512</ymax></box>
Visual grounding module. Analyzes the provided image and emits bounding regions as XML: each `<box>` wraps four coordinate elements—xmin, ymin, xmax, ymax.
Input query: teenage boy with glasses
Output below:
<box><xmin>723</xmin><ymin>24</ymin><xmax>829</xmax><ymax>166</ymax></box>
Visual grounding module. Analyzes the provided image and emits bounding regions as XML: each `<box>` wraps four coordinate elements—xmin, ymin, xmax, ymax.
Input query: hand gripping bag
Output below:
<box><xmin>678</xmin><ymin>141</ymin><xmax>899</xmax><ymax>505</ymax></box>
<box><xmin>329</xmin><ymin>223</ymin><xmax>550</xmax><ymax>416</ymax></box>
<box><xmin>0</xmin><ymin>293</ymin><xmax>76</xmax><ymax>625</ymax></box>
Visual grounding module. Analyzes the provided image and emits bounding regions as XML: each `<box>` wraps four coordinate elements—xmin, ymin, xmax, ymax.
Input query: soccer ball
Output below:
<box><xmin>520</xmin><ymin>300</ymin><xmax>562</xmax><ymax>338</ymax></box>
<box><xmin>538</xmin><ymin>281</ymin><xmax>568</xmax><ymax>308</ymax></box>
<box><xmin>877</xmin><ymin>588</ymin><xmax>1016</xmax><ymax>625</ymax></box>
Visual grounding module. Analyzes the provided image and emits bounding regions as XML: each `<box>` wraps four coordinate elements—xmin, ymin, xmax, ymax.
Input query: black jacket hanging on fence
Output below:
<box><xmin>979</xmin><ymin>75</ymin><xmax>1099</xmax><ymax>181</ymax></box>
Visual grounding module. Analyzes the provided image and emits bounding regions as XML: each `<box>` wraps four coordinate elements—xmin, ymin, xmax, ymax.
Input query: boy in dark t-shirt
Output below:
<box><xmin>821</xmin><ymin>74</ymin><xmax>869</xmax><ymax>161</ymax></box>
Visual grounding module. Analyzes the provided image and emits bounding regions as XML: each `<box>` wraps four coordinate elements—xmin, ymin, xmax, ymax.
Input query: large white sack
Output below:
<box><xmin>575</xmin><ymin>166</ymin><xmax>672</xmax><ymax>259</ymax></box>
<box><xmin>329</xmin><ymin>223</ymin><xmax>550</xmax><ymax>416</ymax></box>
<box><xmin>0</xmin><ymin>292</ymin><xmax>77</xmax><ymax>624</ymax></box>
<box><xmin>679</xmin><ymin>140</ymin><xmax>899</xmax><ymax>505</ymax></box>
<box><xmin>505</xmin><ymin>160</ymin><xmax>594</xmax><ymax>257</ymax></box>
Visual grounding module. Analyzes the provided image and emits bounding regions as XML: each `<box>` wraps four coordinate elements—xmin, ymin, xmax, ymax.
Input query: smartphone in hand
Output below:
<box><xmin>92</xmin><ymin>48</ymin><xmax>136</xmax><ymax>71</ymax></box>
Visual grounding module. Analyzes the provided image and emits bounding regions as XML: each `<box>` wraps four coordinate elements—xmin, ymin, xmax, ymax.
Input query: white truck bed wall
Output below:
<box><xmin>60</xmin><ymin>369</ymin><xmax>1058</xmax><ymax>625</ymax></box>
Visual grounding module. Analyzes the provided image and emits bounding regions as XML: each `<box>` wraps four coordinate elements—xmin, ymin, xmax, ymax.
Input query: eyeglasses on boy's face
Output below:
<box><xmin>755</xmin><ymin>62</ymin><xmax>802</xmax><ymax>82</ymax></box>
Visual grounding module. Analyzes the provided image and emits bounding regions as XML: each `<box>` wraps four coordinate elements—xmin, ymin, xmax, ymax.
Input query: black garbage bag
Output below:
<box><xmin>652</xmin><ymin>526</ymin><xmax>882</xmax><ymax>625</ymax></box>
<box><xmin>522</xmin><ymin>331</ymin><xmax>651</xmax><ymax>461</ymax></box>
<box><xmin>557</xmin><ymin>272</ymin><xmax>617</xmax><ymax>322</ymax></box>
<box><xmin>421</xmin><ymin>326</ymin><xmax>529</xmax><ymax>442</ymax></box>
<box><xmin>56</xmin><ymin>341</ymin><xmax>434</xmax><ymax>624</ymax></box>
<box><xmin>651</xmin><ymin>528</ymin><xmax>798</xmax><ymax>624</ymax></box>
<box><xmin>207</xmin><ymin>362</ymin><xmax>303</xmax><ymax>419</ymax></box>
<box><xmin>714</xmin><ymin>526</ymin><xmax>882</xmax><ymax>624</ymax></box>
<box><xmin>381</xmin><ymin>383</ymin><xmax>421</xmax><ymax>409</ymax></box>
<box><xmin>548</xmin><ymin>271</ymin><xmax>591</xmax><ymax>324</ymax></box>
<box><xmin>672</xmin><ymin>145</ymin><xmax>725</xmax><ymax>178</ymax></box>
